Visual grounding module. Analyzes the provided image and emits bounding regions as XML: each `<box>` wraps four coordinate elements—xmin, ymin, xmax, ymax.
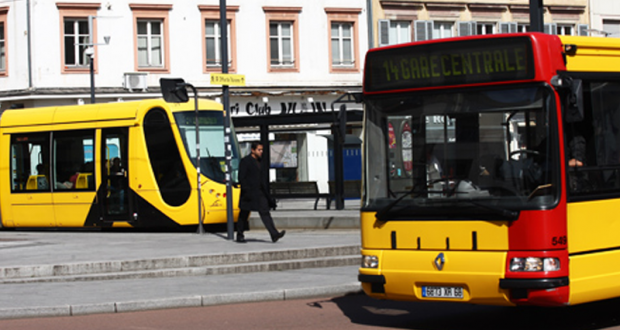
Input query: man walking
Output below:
<box><xmin>236</xmin><ymin>142</ymin><xmax>285</xmax><ymax>243</ymax></box>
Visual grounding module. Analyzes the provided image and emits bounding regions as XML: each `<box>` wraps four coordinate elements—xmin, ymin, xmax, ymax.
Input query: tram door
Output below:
<box><xmin>100</xmin><ymin>128</ymin><xmax>130</xmax><ymax>221</ymax></box>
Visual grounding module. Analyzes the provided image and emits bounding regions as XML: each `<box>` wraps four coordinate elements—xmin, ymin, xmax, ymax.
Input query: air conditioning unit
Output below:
<box><xmin>123</xmin><ymin>72</ymin><xmax>148</xmax><ymax>92</ymax></box>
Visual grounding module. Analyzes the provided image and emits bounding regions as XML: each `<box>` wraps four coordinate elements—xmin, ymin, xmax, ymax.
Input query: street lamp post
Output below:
<box><xmin>220</xmin><ymin>0</ymin><xmax>235</xmax><ymax>240</ymax></box>
<box><xmin>79</xmin><ymin>15</ymin><xmax>110</xmax><ymax>104</ymax></box>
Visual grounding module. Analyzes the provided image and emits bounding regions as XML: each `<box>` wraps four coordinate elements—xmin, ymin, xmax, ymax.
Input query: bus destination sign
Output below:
<box><xmin>364</xmin><ymin>37</ymin><xmax>535</xmax><ymax>93</ymax></box>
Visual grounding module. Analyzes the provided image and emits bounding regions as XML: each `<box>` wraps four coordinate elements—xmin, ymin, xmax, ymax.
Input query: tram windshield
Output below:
<box><xmin>174</xmin><ymin>111</ymin><xmax>240</xmax><ymax>184</ymax></box>
<box><xmin>364</xmin><ymin>85</ymin><xmax>559</xmax><ymax>220</ymax></box>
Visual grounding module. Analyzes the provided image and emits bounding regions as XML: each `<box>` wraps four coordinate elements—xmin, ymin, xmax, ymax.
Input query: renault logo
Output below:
<box><xmin>434</xmin><ymin>253</ymin><xmax>445</xmax><ymax>271</ymax></box>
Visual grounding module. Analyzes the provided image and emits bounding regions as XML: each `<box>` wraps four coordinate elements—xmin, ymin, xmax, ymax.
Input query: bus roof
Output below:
<box><xmin>0</xmin><ymin>98</ymin><xmax>223</xmax><ymax>129</ymax></box>
<box><xmin>560</xmin><ymin>35</ymin><xmax>620</xmax><ymax>72</ymax></box>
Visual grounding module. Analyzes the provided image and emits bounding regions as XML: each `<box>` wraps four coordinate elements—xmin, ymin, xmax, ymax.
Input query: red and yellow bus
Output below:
<box><xmin>358</xmin><ymin>32</ymin><xmax>620</xmax><ymax>306</ymax></box>
<box><xmin>0</xmin><ymin>98</ymin><xmax>240</xmax><ymax>229</ymax></box>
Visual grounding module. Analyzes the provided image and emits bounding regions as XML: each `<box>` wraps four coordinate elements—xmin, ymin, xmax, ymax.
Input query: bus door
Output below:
<box><xmin>99</xmin><ymin>128</ymin><xmax>130</xmax><ymax>221</ymax></box>
<box><xmin>52</xmin><ymin>130</ymin><xmax>98</xmax><ymax>227</ymax></box>
<box><xmin>8</xmin><ymin>133</ymin><xmax>55</xmax><ymax>227</ymax></box>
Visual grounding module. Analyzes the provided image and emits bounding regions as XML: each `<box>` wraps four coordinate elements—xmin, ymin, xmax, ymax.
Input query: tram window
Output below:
<box><xmin>144</xmin><ymin>108</ymin><xmax>191</xmax><ymax>206</ymax></box>
<box><xmin>52</xmin><ymin>130</ymin><xmax>95</xmax><ymax>191</ymax></box>
<box><xmin>10</xmin><ymin>133</ymin><xmax>51</xmax><ymax>192</ymax></box>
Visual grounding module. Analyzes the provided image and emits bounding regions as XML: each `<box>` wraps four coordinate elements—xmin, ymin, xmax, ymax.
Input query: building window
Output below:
<box><xmin>0</xmin><ymin>22</ymin><xmax>6</xmax><ymax>74</ymax></box>
<box><xmin>557</xmin><ymin>25</ymin><xmax>574</xmax><ymax>36</ymax></box>
<box><xmin>391</xmin><ymin>21</ymin><xmax>411</xmax><ymax>44</ymax></box>
<box><xmin>270</xmin><ymin>22</ymin><xmax>294</xmax><ymax>67</ymax></box>
<box><xmin>64</xmin><ymin>19</ymin><xmax>90</xmax><ymax>67</ymax></box>
<box><xmin>57</xmin><ymin>3</ymin><xmax>99</xmax><ymax>74</ymax></box>
<box><xmin>433</xmin><ymin>21</ymin><xmax>454</xmax><ymax>39</ymax></box>
<box><xmin>137</xmin><ymin>20</ymin><xmax>163</xmax><ymax>67</ymax></box>
<box><xmin>331</xmin><ymin>22</ymin><xmax>354</xmax><ymax>67</ymax></box>
<box><xmin>518</xmin><ymin>24</ymin><xmax>530</xmax><ymax>33</ymax></box>
<box><xmin>378</xmin><ymin>20</ymin><xmax>411</xmax><ymax>46</ymax></box>
<box><xmin>603</xmin><ymin>20</ymin><xmax>620</xmax><ymax>38</ymax></box>
<box><xmin>130</xmin><ymin>4</ymin><xmax>171</xmax><ymax>73</ymax></box>
<box><xmin>205</xmin><ymin>21</ymin><xmax>229</xmax><ymax>67</ymax></box>
<box><xmin>264</xmin><ymin>7</ymin><xmax>300</xmax><ymax>72</ymax></box>
<box><xmin>477</xmin><ymin>23</ymin><xmax>495</xmax><ymax>35</ymax></box>
<box><xmin>200</xmin><ymin>5</ymin><xmax>238</xmax><ymax>73</ymax></box>
<box><xmin>326</xmin><ymin>7</ymin><xmax>361</xmax><ymax>73</ymax></box>
<box><xmin>0</xmin><ymin>6</ymin><xmax>8</xmax><ymax>76</ymax></box>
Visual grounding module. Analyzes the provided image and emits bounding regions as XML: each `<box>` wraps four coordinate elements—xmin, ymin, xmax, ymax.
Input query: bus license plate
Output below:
<box><xmin>422</xmin><ymin>286</ymin><xmax>463</xmax><ymax>299</ymax></box>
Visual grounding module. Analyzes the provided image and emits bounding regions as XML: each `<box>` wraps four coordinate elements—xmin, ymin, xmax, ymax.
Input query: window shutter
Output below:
<box><xmin>378</xmin><ymin>19</ymin><xmax>390</xmax><ymax>47</ymax></box>
<box><xmin>458</xmin><ymin>21</ymin><xmax>476</xmax><ymax>36</ymax></box>
<box><xmin>500</xmin><ymin>22</ymin><xmax>518</xmax><ymax>34</ymax></box>
<box><xmin>578</xmin><ymin>24</ymin><xmax>589</xmax><ymax>36</ymax></box>
<box><xmin>415</xmin><ymin>20</ymin><xmax>432</xmax><ymax>41</ymax></box>
<box><xmin>544</xmin><ymin>23</ymin><xmax>557</xmax><ymax>35</ymax></box>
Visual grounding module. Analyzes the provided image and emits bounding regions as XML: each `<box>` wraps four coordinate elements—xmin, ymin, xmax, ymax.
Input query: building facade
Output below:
<box><xmin>590</xmin><ymin>0</ymin><xmax>620</xmax><ymax>37</ymax></box>
<box><xmin>0</xmin><ymin>0</ymin><xmax>369</xmax><ymax>193</ymax></box>
<box><xmin>370</xmin><ymin>0</ymin><xmax>590</xmax><ymax>47</ymax></box>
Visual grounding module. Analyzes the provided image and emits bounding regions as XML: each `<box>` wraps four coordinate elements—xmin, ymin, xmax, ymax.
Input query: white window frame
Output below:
<box><xmin>269</xmin><ymin>21</ymin><xmax>294</xmax><ymax>67</ymax></box>
<box><xmin>556</xmin><ymin>24</ymin><xmax>574</xmax><ymax>36</ymax></box>
<box><xmin>64</xmin><ymin>18</ymin><xmax>90</xmax><ymax>67</ymax></box>
<box><xmin>0</xmin><ymin>23</ymin><xmax>6</xmax><ymax>73</ymax></box>
<box><xmin>477</xmin><ymin>22</ymin><xmax>496</xmax><ymax>35</ymax></box>
<box><xmin>205</xmin><ymin>19</ymin><xmax>231</xmax><ymax>68</ymax></box>
<box><xmin>390</xmin><ymin>20</ymin><xmax>411</xmax><ymax>45</ymax></box>
<box><xmin>331</xmin><ymin>22</ymin><xmax>355</xmax><ymax>67</ymax></box>
<box><xmin>137</xmin><ymin>19</ymin><xmax>163</xmax><ymax>67</ymax></box>
<box><xmin>432</xmin><ymin>21</ymin><xmax>454</xmax><ymax>39</ymax></box>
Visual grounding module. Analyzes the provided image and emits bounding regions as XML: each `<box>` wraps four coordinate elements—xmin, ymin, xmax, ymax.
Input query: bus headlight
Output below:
<box><xmin>510</xmin><ymin>257</ymin><xmax>560</xmax><ymax>272</ymax></box>
<box><xmin>362</xmin><ymin>255</ymin><xmax>379</xmax><ymax>268</ymax></box>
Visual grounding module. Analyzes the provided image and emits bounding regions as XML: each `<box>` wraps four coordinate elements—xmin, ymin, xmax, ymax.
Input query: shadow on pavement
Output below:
<box><xmin>324</xmin><ymin>292</ymin><xmax>620</xmax><ymax>330</ymax></box>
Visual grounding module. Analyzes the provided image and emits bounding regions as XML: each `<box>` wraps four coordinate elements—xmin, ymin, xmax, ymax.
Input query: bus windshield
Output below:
<box><xmin>174</xmin><ymin>111</ymin><xmax>240</xmax><ymax>184</ymax></box>
<box><xmin>364</xmin><ymin>85</ymin><xmax>559</xmax><ymax>220</ymax></box>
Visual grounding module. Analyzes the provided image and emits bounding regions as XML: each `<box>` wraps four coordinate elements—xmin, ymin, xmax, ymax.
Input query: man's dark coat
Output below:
<box><xmin>238</xmin><ymin>154</ymin><xmax>270</xmax><ymax>212</ymax></box>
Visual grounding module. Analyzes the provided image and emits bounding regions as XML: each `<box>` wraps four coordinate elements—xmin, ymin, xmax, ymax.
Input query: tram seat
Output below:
<box><xmin>26</xmin><ymin>175</ymin><xmax>49</xmax><ymax>190</ymax></box>
<box><xmin>75</xmin><ymin>172</ymin><xmax>93</xmax><ymax>189</ymax></box>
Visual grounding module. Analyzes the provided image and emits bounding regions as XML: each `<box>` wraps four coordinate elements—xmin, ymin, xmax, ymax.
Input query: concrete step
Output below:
<box><xmin>0</xmin><ymin>255</ymin><xmax>361</xmax><ymax>284</ymax></box>
<box><xmin>0</xmin><ymin>245</ymin><xmax>361</xmax><ymax>283</ymax></box>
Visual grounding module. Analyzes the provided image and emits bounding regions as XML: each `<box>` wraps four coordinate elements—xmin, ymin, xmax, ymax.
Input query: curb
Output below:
<box><xmin>0</xmin><ymin>283</ymin><xmax>362</xmax><ymax>320</ymax></box>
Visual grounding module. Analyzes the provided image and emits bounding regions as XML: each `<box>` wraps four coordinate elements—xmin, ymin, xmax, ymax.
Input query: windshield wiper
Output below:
<box><xmin>376</xmin><ymin>186</ymin><xmax>423</xmax><ymax>221</ymax></box>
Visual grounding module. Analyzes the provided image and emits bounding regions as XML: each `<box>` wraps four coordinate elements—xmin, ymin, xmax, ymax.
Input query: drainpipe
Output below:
<box><xmin>27</xmin><ymin>0</ymin><xmax>33</xmax><ymax>88</ymax></box>
<box><xmin>367</xmin><ymin>0</ymin><xmax>374</xmax><ymax>49</ymax></box>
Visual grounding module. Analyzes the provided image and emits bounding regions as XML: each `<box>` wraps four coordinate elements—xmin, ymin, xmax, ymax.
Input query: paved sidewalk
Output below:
<box><xmin>0</xmin><ymin>200</ymin><xmax>364</xmax><ymax>319</ymax></box>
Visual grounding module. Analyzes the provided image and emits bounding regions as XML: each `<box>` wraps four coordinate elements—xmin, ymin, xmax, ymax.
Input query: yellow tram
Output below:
<box><xmin>0</xmin><ymin>98</ymin><xmax>240</xmax><ymax>229</ymax></box>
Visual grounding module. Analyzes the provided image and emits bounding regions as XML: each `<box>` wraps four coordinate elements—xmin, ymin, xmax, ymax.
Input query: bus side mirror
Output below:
<box><xmin>160</xmin><ymin>78</ymin><xmax>189</xmax><ymax>103</ymax></box>
<box><xmin>551</xmin><ymin>75</ymin><xmax>584</xmax><ymax>123</ymax></box>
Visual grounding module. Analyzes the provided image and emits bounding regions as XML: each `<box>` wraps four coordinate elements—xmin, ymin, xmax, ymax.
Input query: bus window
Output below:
<box><xmin>364</xmin><ymin>86</ymin><xmax>558</xmax><ymax>215</ymax></box>
<box><xmin>10</xmin><ymin>133</ymin><xmax>50</xmax><ymax>192</ymax></box>
<box><xmin>52</xmin><ymin>130</ymin><xmax>95</xmax><ymax>191</ymax></box>
<box><xmin>566</xmin><ymin>81</ymin><xmax>620</xmax><ymax>197</ymax></box>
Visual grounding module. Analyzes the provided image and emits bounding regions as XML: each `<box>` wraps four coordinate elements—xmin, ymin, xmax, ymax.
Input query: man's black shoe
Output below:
<box><xmin>236</xmin><ymin>235</ymin><xmax>247</xmax><ymax>243</ymax></box>
<box><xmin>271</xmin><ymin>230</ymin><xmax>286</xmax><ymax>243</ymax></box>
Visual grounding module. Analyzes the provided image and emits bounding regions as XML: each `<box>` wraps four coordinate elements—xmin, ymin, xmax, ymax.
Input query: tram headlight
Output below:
<box><xmin>362</xmin><ymin>255</ymin><xmax>379</xmax><ymax>268</ymax></box>
<box><xmin>509</xmin><ymin>257</ymin><xmax>560</xmax><ymax>272</ymax></box>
